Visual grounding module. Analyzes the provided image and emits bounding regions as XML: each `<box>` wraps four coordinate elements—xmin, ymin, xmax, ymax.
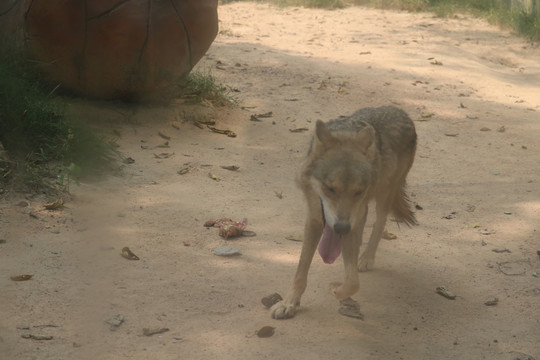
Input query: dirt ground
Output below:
<box><xmin>1</xmin><ymin>2</ymin><xmax>540</xmax><ymax>359</ymax></box>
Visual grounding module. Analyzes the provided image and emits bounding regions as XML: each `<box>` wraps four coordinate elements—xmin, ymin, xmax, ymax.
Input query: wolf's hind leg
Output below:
<box><xmin>271</xmin><ymin>218</ymin><xmax>322</xmax><ymax>319</ymax></box>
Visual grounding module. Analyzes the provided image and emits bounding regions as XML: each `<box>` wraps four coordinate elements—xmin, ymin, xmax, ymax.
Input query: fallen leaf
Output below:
<box><xmin>121</xmin><ymin>247</ymin><xmax>140</xmax><ymax>260</ymax></box>
<box><xmin>256</xmin><ymin>326</ymin><xmax>275</xmax><ymax>338</ymax></box>
<box><xmin>338</xmin><ymin>297</ymin><xmax>364</xmax><ymax>319</ymax></box>
<box><xmin>158</xmin><ymin>131</ymin><xmax>171</xmax><ymax>140</ymax></box>
<box><xmin>143</xmin><ymin>327</ymin><xmax>169</xmax><ymax>336</ymax></box>
<box><xmin>436</xmin><ymin>285</ymin><xmax>456</xmax><ymax>300</ymax></box>
<box><xmin>443</xmin><ymin>211</ymin><xmax>457</xmax><ymax>219</ymax></box>
<box><xmin>484</xmin><ymin>297</ymin><xmax>498</xmax><ymax>306</ymax></box>
<box><xmin>154</xmin><ymin>152</ymin><xmax>174</xmax><ymax>159</ymax></box>
<box><xmin>11</xmin><ymin>274</ymin><xmax>33</xmax><ymax>281</ymax></box>
<box><xmin>382</xmin><ymin>230</ymin><xmax>397</xmax><ymax>240</ymax></box>
<box><xmin>208</xmin><ymin>172</ymin><xmax>221</xmax><ymax>181</ymax></box>
<box><xmin>21</xmin><ymin>334</ymin><xmax>53</xmax><ymax>340</ymax></box>
<box><xmin>285</xmin><ymin>235</ymin><xmax>303</xmax><ymax>242</ymax></box>
<box><xmin>261</xmin><ymin>293</ymin><xmax>283</xmax><ymax>308</ymax></box>
<box><xmin>289</xmin><ymin>127</ymin><xmax>309</xmax><ymax>133</ymax></box>
<box><xmin>250</xmin><ymin>112</ymin><xmax>273</xmax><ymax>121</ymax></box>
<box><xmin>207</xmin><ymin>126</ymin><xmax>237</xmax><ymax>137</ymax></box>
<box><xmin>43</xmin><ymin>199</ymin><xmax>64</xmax><ymax>210</ymax></box>
<box><xmin>177</xmin><ymin>167</ymin><xmax>191</xmax><ymax>175</ymax></box>
<box><xmin>221</xmin><ymin>165</ymin><xmax>239</xmax><ymax>171</ymax></box>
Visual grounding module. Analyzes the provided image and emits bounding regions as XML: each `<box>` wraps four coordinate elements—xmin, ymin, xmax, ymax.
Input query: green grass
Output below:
<box><xmin>0</xmin><ymin>42</ymin><xmax>118</xmax><ymax>193</ymax></box>
<box><xmin>179</xmin><ymin>71</ymin><xmax>238</xmax><ymax>106</ymax></box>
<box><xmin>222</xmin><ymin>0</ymin><xmax>540</xmax><ymax>40</ymax></box>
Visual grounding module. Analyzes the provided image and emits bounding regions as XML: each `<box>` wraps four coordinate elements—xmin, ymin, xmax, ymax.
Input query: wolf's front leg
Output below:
<box><xmin>271</xmin><ymin>218</ymin><xmax>322</xmax><ymax>319</ymax></box>
<box><xmin>330</xmin><ymin>231</ymin><xmax>361</xmax><ymax>300</ymax></box>
<box><xmin>358</xmin><ymin>204</ymin><xmax>388</xmax><ymax>272</ymax></box>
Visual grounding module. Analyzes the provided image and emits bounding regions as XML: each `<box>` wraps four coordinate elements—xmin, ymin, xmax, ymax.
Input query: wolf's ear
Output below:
<box><xmin>315</xmin><ymin>120</ymin><xmax>336</xmax><ymax>148</ymax></box>
<box><xmin>357</xmin><ymin>125</ymin><xmax>376</xmax><ymax>157</ymax></box>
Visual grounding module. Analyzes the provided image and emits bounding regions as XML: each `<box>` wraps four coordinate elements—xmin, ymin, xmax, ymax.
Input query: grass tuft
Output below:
<box><xmin>179</xmin><ymin>71</ymin><xmax>238</xmax><ymax>106</ymax></box>
<box><xmin>0</xmin><ymin>41</ymin><xmax>118</xmax><ymax>193</ymax></box>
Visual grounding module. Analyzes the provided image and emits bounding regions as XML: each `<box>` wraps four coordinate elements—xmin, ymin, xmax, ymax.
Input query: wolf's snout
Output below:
<box><xmin>333</xmin><ymin>222</ymin><xmax>350</xmax><ymax>235</ymax></box>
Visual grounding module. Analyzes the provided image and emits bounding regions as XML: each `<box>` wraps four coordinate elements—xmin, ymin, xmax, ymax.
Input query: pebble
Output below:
<box><xmin>213</xmin><ymin>248</ymin><xmax>242</xmax><ymax>257</ymax></box>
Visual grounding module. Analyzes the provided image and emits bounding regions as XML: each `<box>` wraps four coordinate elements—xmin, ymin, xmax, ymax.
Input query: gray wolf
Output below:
<box><xmin>271</xmin><ymin>106</ymin><xmax>417</xmax><ymax>319</ymax></box>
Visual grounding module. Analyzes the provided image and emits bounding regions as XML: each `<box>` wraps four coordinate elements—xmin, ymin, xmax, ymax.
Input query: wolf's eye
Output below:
<box><xmin>324</xmin><ymin>184</ymin><xmax>336</xmax><ymax>194</ymax></box>
<box><xmin>354</xmin><ymin>190</ymin><xmax>363</xmax><ymax>197</ymax></box>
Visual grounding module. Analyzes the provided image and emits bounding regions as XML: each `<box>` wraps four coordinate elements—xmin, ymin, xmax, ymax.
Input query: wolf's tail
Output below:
<box><xmin>391</xmin><ymin>183</ymin><xmax>418</xmax><ymax>226</ymax></box>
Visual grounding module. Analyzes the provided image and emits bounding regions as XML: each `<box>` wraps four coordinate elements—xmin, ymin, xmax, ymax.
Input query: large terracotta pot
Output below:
<box><xmin>0</xmin><ymin>0</ymin><xmax>218</xmax><ymax>100</ymax></box>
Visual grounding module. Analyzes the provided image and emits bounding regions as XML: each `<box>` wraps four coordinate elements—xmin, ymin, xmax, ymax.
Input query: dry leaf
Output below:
<box><xmin>154</xmin><ymin>152</ymin><xmax>174</xmax><ymax>159</ymax></box>
<box><xmin>382</xmin><ymin>230</ymin><xmax>397</xmax><ymax>240</ymax></box>
<box><xmin>43</xmin><ymin>199</ymin><xmax>64</xmax><ymax>210</ymax></box>
<box><xmin>261</xmin><ymin>293</ymin><xmax>283</xmax><ymax>308</ymax></box>
<box><xmin>289</xmin><ymin>127</ymin><xmax>309</xmax><ymax>133</ymax></box>
<box><xmin>256</xmin><ymin>326</ymin><xmax>275</xmax><ymax>338</ymax></box>
<box><xmin>11</xmin><ymin>274</ymin><xmax>33</xmax><ymax>281</ymax></box>
<box><xmin>21</xmin><ymin>334</ymin><xmax>53</xmax><ymax>340</ymax></box>
<box><xmin>121</xmin><ymin>247</ymin><xmax>140</xmax><ymax>260</ymax></box>
<box><xmin>143</xmin><ymin>327</ymin><xmax>169</xmax><ymax>336</ymax></box>
<box><xmin>484</xmin><ymin>297</ymin><xmax>498</xmax><ymax>306</ymax></box>
<box><xmin>436</xmin><ymin>285</ymin><xmax>456</xmax><ymax>300</ymax></box>
<box><xmin>207</xmin><ymin>126</ymin><xmax>236</xmax><ymax>137</ymax></box>
<box><xmin>221</xmin><ymin>165</ymin><xmax>239</xmax><ymax>171</ymax></box>
<box><xmin>285</xmin><ymin>235</ymin><xmax>303</xmax><ymax>242</ymax></box>
<box><xmin>158</xmin><ymin>131</ymin><xmax>171</xmax><ymax>140</ymax></box>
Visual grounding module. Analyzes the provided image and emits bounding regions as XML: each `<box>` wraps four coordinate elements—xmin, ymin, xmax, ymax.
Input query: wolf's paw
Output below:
<box><xmin>330</xmin><ymin>281</ymin><xmax>359</xmax><ymax>300</ymax></box>
<box><xmin>270</xmin><ymin>301</ymin><xmax>298</xmax><ymax>319</ymax></box>
<box><xmin>358</xmin><ymin>255</ymin><xmax>375</xmax><ymax>272</ymax></box>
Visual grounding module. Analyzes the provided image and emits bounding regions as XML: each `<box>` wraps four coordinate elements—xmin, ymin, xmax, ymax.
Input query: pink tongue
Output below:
<box><xmin>318</xmin><ymin>223</ymin><xmax>342</xmax><ymax>264</ymax></box>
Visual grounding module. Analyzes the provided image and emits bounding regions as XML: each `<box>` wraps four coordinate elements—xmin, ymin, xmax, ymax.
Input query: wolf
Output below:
<box><xmin>271</xmin><ymin>106</ymin><xmax>417</xmax><ymax>319</ymax></box>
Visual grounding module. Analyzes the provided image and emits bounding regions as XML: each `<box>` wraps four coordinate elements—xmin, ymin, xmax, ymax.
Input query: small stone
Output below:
<box><xmin>213</xmin><ymin>248</ymin><xmax>242</xmax><ymax>257</ymax></box>
<box><xmin>484</xmin><ymin>297</ymin><xmax>498</xmax><ymax>306</ymax></box>
<box><xmin>105</xmin><ymin>314</ymin><xmax>125</xmax><ymax>331</ymax></box>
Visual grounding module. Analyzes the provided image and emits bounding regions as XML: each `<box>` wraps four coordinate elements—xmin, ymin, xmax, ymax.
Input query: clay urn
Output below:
<box><xmin>0</xmin><ymin>0</ymin><xmax>219</xmax><ymax>101</ymax></box>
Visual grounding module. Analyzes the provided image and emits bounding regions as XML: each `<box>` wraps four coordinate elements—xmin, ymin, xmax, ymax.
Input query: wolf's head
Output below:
<box><xmin>306</xmin><ymin>120</ymin><xmax>377</xmax><ymax>263</ymax></box>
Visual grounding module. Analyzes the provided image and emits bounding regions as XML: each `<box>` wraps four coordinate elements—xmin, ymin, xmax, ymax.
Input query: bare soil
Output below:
<box><xmin>1</xmin><ymin>2</ymin><xmax>539</xmax><ymax>359</ymax></box>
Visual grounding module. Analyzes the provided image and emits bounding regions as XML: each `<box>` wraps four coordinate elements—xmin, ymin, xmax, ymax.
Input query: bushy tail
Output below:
<box><xmin>391</xmin><ymin>182</ymin><xmax>417</xmax><ymax>227</ymax></box>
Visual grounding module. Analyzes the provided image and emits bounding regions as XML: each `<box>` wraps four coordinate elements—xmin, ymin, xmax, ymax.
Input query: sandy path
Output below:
<box><xmin>1</xmin><ymin>2</ymin><xmax>539</xmax><ymax>359</ymax></box>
